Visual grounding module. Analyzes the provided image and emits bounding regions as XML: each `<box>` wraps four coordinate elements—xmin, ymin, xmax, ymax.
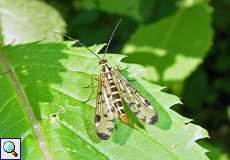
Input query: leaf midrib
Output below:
<box><xmin>0</xmin><ymin>51</ymin><xmax>52</xmax><ymax>160</ymax></box>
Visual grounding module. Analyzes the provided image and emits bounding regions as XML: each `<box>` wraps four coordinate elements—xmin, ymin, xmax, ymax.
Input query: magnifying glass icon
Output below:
<box><xmin>3</xmin><ymin>141</ymin><xmax>18</xmax><ymax>157</ymax></box>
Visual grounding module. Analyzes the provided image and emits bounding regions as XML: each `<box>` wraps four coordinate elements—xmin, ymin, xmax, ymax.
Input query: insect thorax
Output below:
<box><xmin>100</xmin><ymin>64</ymin><xmax>111</xmax><ymax>73</ymax></box>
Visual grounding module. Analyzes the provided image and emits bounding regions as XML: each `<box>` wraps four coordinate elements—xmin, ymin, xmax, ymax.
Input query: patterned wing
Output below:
<box><xmin>95</xmin><ymin>74</ymin><xmax>116</xmax><ymax>140</ymax></box>
<box><xmin>113</xmin><ymin>70</ymin><xmax>158</xmax><ymax>125</ymax></box>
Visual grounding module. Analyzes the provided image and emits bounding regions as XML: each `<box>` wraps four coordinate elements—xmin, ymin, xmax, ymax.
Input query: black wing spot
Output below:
<box><xmin>107</xmin><ymin>128</ymin><xmax>113</xmax><ymax>132</ymax></box>
<box><xmin>95</xmin><ymin>114</ymin><xmax>101</xmax><ymax>122</ymax></box>
<box><xmin>141</xmin><ymin>116</ymin><xmax>147</xmax><ymax>123</ymax></box>
<box><xmin>103</xmin><ymin>114</ymin><xmax>108</xmax><ymax>117</ymax></box>
<box><xmin>130</xmin><ymin>102</ymin><xmax>135</xmax><ymax>106</ymax></box>
<box><xmin>134</xmin><ymin>111</ymin><xmax>140</xmax><ymax>115</ymax></box>
<box><xmin>144</xmin><ymin>100</ymin><xmax>151</xmax><ymax>106</ymax></box>
<box><xmin>97</xmin><ymin>133</ymin><xmax>110</xmax><ymax>140</ymax></box>
<box><xmin>149</xmin><ymin>114</ymin><xmax>158</xmax><ymax>125</ymax></box>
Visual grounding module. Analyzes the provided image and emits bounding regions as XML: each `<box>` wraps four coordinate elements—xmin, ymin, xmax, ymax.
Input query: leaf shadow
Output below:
<box><xmin>111</xmin><ymin>102</ymin><xmax>144</xmax><ymax>145</ymax></box>
<box><xmin>112</xmin><ymin>120</ymin><xmax>133</xmax><ymax>145</ymax></box>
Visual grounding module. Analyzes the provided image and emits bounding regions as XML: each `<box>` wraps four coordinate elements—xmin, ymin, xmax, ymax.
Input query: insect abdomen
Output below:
<box><xmin>103</xmin><ymin>67</ymin><xmax>129</xmax><ymax>124</ymax></box>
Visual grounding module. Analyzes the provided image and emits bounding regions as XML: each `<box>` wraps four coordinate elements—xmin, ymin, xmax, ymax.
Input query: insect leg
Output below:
<box><xmin>83</xmin><ymin>74</ymin><xmax>98</xmax><ymax>88</ymax></box>
<box><xmin>83</xmin><ymin>75</ymin><xmax>98</xmax><ymax>103</ymax></box>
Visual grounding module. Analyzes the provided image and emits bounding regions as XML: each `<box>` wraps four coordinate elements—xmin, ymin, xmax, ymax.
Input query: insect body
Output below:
<box><xmin>95</xmin><ymin>59</ymin><xmax>158</xmax><ymax>140</ymax></box>
<box><xmin>95</xmin><ymin>59</ymin><xmax>129</xmax><ymax>139</ymax></box>
<box><xmin>63</xmin><ymin>19</ymin><xmax>158</xmax><ymax>140</ymax></box>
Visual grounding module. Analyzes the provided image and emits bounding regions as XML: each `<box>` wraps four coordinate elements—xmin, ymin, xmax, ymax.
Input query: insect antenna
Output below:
<box><xmin>53</xmin><ymin>32</ymin><xmax>101</xmax><ymax>60</ymax></box>
<box><xmin>103</xmin><ymin>19</ymin><xmax>122</xmax><ymax>59</ymax></box>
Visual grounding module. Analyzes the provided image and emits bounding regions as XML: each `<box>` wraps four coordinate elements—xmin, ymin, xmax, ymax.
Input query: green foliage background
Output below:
<box><xmin>0</xmin><ymin>0</ymin><xmax>229</xmax><ymax>159</ymax></box>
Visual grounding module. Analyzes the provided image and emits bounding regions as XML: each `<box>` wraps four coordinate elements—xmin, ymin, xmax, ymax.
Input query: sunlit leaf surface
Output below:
<box><xmin>0</xmin><ymin>42</ymin><xmax>209</xmax><ymax>160</ymax></box>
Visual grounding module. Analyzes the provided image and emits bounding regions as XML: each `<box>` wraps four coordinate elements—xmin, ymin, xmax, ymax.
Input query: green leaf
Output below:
<box><xmin>99</xmin><ymin>0</ymin><xmax>155</xmax><ymax>21</ymax></box>
<box><xmin>228</xmin><ymin>106</ymin><xmax>230</xmax><ymax>121</ymax></box>
<box><xmin>199</xmin><ymin>141</ymin><xmax>230</xmax><ymax>160</ymax></box>
<box><xmin>123</xmin><ymin>4</ymin><xmax>213</xmax><ymax>86</ymax></box>
<box><xmin>0</xmin><ymin>0</ymin><xmax>66</xmax><ymax>45</ymax></box>
<box><xmin>0</xmin><ymin>42</ymin><xmax>209</xmax><ymax>159</ymax></box>
<box><xmin>75</xmin><ymin>0</ymin><xmax>155</xmax><ymax>21</ymax></box>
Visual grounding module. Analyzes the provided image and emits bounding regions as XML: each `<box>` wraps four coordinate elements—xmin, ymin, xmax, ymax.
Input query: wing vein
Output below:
<box><xmin>113</xmin><ymin>70</ymin><xmax>158</xmax><ymax>125</ymax></box>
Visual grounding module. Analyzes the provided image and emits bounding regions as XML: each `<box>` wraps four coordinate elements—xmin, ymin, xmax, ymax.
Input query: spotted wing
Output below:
<box><xmin>113</xmin><ymin>70</ymin><xmax>158</xmax><ymax>125</ymax></box>
<box><xmin>95</xmin><ymin>74</ymin><xmax>115</xmax><ymax>140</ymax></box>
